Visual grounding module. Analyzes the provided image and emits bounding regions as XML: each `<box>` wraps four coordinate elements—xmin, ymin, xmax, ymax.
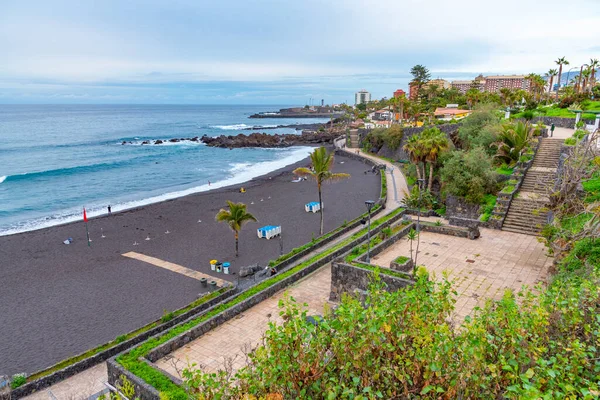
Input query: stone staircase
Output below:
<box><xmin>502</xmin><ymin>138</ymin><xmax>563</xmax><ymax>235</ymax></box>
<box><xmin>348</xmin><ymin>129</ymin><xmax>360</xmax><ymax>148</ymax></box>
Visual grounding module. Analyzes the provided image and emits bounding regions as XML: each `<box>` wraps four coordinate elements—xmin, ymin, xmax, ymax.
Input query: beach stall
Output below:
<box><xmin>257</xmin><ymin>225</ymin><xmax>281</xmax><ymax>239</ymax></box>
<box><xmin>305</xmin><ymin>201</ymin><xmax>322</xmax><ymax>213</ymax></box>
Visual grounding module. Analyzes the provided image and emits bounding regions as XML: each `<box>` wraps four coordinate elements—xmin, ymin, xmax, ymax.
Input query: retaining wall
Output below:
<box><xmin>329</xmin><ymin>262</ymin><xmax>413</xmax><ymax>302</ymax></box>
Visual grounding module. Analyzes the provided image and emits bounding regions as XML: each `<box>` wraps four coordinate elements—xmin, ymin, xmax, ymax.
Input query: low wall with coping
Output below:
<box><xmin>329</xmin><ymin>261</ymin><xmax>413</xmax><ymax>302</ymax></box>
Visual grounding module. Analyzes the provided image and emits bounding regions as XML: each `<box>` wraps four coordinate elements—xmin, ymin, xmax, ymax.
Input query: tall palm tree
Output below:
<box><xmin>546</xmin><ymin>68</ymin><xmax>558</xmax><ymax>93</ymax></box>
<box><xmin>555</xmin><ymin>57</ymin><xmax>569</xmax><ymax>100</ymax></box>
<box><xmin>499</xmin><ymin>88</ymin><xmax>513</xmax><ymax>107</ymax></box>
<box><xmin>589</xmin><ymin>59</ymin><xmax>599</xmax><ymax>89</ymax></box>
<box><xmin>293</xmin><ymin>147</ymin><xmax>350</xmax><ymax>235</ymax></box>
<box><xmin>421</xmin><ymin>128</ymin><xmax>450</xmax><ymax>191</ymax></box>
<box><xmin>581</xmin><ymin>67</ymin><xmax>592</xmax><ymax>93</ymax></box>
<box><xmin>215</xmin><ymin>201</ymin><xmax>257</xmax><ymax>257</ymax></box>
<box><xmin>403</xmin><ymin>134</ymin><xmax>426</xmax><ymax>183</ymax></box>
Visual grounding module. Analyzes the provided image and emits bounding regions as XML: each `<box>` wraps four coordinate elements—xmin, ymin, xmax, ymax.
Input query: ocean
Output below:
<box><xmin>0</xmin><ymin>105</ymin><xmax>328</xmax><ymax>236</ymax></box>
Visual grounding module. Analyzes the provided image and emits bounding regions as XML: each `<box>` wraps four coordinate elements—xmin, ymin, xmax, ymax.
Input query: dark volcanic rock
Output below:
<box><xmin>154</xmin><ymin>139</ymin><xmax>163</xmax><ymax>145</ymax></box>
<box><xmin>201</xmin><ymin>131</ymin><xmax>338</xmax><ymax>149</ymax></box>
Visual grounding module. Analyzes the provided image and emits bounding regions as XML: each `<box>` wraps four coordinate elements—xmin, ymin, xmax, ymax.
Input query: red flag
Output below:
<box><xmin>83</xmin><ymin>207</ymin><xmax>88</xmax><ymax>222</ymax></box>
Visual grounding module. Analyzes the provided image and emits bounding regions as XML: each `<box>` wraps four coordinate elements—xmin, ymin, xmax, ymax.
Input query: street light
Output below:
<box><xmin>565</xmin><ymin>67</ymin><xmax>579</xmax><ymax>90</ymax></box>
<box><xmin>365</xmin><ymin>200</ymin><xmax>375</xmax><ymax>263</ymax></box>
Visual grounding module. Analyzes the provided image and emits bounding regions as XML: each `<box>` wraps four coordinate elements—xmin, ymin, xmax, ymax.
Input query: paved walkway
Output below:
<box><xmin>123</xmin><ymin>252</ymin><xmax>229</xmax><ymax>287</ymax></box>
<box><xmin>335</xmin><ymin>137</ymin><xmax>409</xmax><ymax>208</ymax></box>
<box><xmin>23</xmin><ymin>364</ymin><xmax>107</xmax><ymax>400</ymax></box>
<box><xmin>372</xmin><ymin>225</ymin><xmax>552</xmax><ymax>321</ymax></box>
<box><xmin>155</xmin><ymin>265</ymin><xmax>332</xmax><ymax>376</ymax></box>
<box><xmin>546</xmin><ymin>126</ymin><xmax>573</xmax><ymax>139</ymax></box>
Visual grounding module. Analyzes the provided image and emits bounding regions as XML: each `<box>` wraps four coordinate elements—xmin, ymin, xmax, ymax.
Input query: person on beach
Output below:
<box><xmin>208</xmin><ymin>180</ymin><xmax>211</xmax><ymax>186</ymax></box>
<box><xmin>108</xmin><ymin>205</ymin><xmax>112</xmax><ymax>214</ymax></box>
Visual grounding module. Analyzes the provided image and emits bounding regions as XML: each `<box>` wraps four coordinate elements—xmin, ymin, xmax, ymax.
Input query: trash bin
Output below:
<box><xmin>209</xmin><ymin>280</ymin><xmax>217</xmax><ymax>290</ymax></box>
<box><xmin>200</xmin><ymin>277</ymin><xmax>207</xmax><ymax>288</ymax></box>
<box><xmin>210</xmin><ymin>259</ymin><xmax>217</xmax><ymax>271</ymax></box>
<box><xmin>215</xmin><ymin>262</ymin><xmax>222</xmax><ymax>273</ymax></box>
<box><xmin>223</xmin><ymin>262</ymin><xmax>230</xmax><ymax>274</ymax></box>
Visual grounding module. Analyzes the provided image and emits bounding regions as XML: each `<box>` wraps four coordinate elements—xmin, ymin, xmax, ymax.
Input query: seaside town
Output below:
<box><xmin>1</xmin><ymin>2</ymin><xmax>600</xmax><ymax>399</ymax></box>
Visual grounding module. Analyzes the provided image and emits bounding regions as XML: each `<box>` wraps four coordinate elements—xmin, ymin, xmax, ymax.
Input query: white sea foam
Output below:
<box><xmin>119</xmin><ymin>139</ymin><xmax>206</xmax><ymax>146</ymax></box>
<box><xmin>0</xmin><ymin>176</ymin><xmax>6</xmax><ymax>184</ymax></box>
<box><xmin>0</xmin><ymin>146</ymin><xmax>313</xmax><ymax>236</ymax></box>
<box><xmin>211</xmin><ymin>124</ymin><xmax>250</xmax><ymax>130</ymax></box>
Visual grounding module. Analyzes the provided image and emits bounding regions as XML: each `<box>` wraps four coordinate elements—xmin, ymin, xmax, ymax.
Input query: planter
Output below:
<box><xmin>390</xmin><ymin>257</ymin><xmax>413</xmax><ymax>273</ymax></box>
<box><xmin>200</xmin><ymin>278</ymin><xmax>207</xmax><ymax>288</ymax></box>
<box><xmin>209</xmin><ymin>281</ymin><xmax>217</xmax><ymax>290</ymax></box>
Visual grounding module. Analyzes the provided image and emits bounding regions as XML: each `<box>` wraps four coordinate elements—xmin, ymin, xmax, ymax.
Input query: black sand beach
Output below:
<box><xmin>0</xmin><ymin>152</ymin><xmax>379</xmax><ymax>376</ymax></box>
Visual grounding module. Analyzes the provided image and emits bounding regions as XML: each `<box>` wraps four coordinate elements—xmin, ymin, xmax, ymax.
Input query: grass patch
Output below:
<box><xmin>495</xmin><ymin>165</ymin><xmax>514</xmax><ymax>175</ymax></box>
<box><xmin>561</xmin><ymin>213</ymin><xmax>594</xmax><ymax>234</ymax></box>
<box><xmin>350</xmin><ymin>262</ymin><xmax>412</xmax><ymax>281</ymax></box>
<box><xmin>479</xmin><ymin>194</ymin><xmax>497</xmax><ymax>222</ymax></box>
<box><xmin>117</xmin><ymin>207</ymin><xmax>405</xmax><ymax>400</ymax></box>
<box><xmin>394</xmin><ymin>256</ymin><xmax>410</xmax><ymax>264</ymax></box>
<box><xmin>583</xmin><ymin>174</ymin><xmax>600</xmax><ymax>202</ymax></box>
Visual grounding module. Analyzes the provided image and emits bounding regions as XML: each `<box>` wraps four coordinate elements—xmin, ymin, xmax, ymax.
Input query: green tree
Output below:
<box><xmin>293</xmin><ymin>147</ymin><xmax>350</xmax><ymax>235</ymax></box>
<box><xmin>440</xmin><ymin>147</ymin><xmax>496</xmax><ymax>203</ymax></box>
<box><xmin>555</xmin><ymin>56</ymin><xmax>569</xmax><ymax>100</ymax></box>
<box><xmin>410</xmin><ymin>64</ymin><xmax>431</xmax><ymax>98</ymax></box>
<box><xmin>589</xmin><ymin>58</ymin><xmax>599</xmax><ymax>89</ymax></box>
<box><xmin>457</xmin><ymin>104</ymin><xmax>500</xmax><ymax>151</ymax></box>
<box><xmin>421</xmin><ymin>127</ymin><xmax>450</xmax><ymax>191</ymax></box>
<box><xmin>215</xmin><ymin>201</ymin><xmax>257</xmax><ymax>257</ymax></box>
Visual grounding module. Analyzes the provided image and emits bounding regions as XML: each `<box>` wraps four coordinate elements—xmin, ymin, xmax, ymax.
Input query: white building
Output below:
<box><xmin>355</xmin><ymin>90</ymin><xmax>371</xmax><ymax>105</ymax></box>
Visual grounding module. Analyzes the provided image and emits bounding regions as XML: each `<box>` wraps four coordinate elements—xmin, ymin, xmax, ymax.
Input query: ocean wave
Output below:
<box><xmin>1</xmin><ymin>156</ymin><xmax>157</xmax><ymax>184</ymax></box>
<box><xmin>0</xmin><ymin>146</ymin><xmax>313</xmax><ymax>236</ymax></box>
<box><xmin>211</xmin><ymin>124</ymin><xmax>251</xmax><ymax>130</ymax></box>
<box><xmin>0</xmin><ymin>176</ymin><xmax>6</xmax><ymax>184</ymax></box>
<box><xmin>119</xmin><ymin>139</ymin><xmax>206</xmax><ymax>146</ymax></box>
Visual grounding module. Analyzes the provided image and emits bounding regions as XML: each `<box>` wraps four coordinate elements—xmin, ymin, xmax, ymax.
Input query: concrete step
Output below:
<box><xmin>502</xmin><ymin>226</ymin><xmax>541</xmax><ymax>235</ymax></box>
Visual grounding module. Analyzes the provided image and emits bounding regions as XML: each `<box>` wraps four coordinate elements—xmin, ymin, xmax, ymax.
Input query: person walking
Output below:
<box><xmin>108</xmin><ymin>205</ymin><xmax>112</xmax><ymax>214</ymax></box>
<box><xmin>550</xmin><ymin>123</ymin><xmax>555</xmax><ymax>137</ymax></box>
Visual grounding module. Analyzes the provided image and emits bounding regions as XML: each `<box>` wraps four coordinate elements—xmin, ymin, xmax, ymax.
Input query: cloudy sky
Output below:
<box><xmin>1</xmin><ymin>0</ymin><xmax>599</xmax><ymax>104</ymax></box>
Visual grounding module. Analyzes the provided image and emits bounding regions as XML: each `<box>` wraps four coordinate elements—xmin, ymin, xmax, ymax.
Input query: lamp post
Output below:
<box><xmin>365</xmin><ymin>200</ymin><xmax>375</xmax><ymax>263</ymax></box>
<box><xmin>565</xmin><ymin>67</ymin><xmax>578</xmax><ymax>91</ymax></box>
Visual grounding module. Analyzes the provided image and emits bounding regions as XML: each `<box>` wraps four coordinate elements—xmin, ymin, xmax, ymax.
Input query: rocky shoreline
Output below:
<box><xmin>201</xmin><ymin>131</ymin><xmax>339</xmax><ymax>148</ymax></box>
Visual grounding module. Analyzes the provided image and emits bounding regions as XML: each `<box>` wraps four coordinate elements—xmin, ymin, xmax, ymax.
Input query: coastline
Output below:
<box><xmin>0</xmin><ymin>146</ymin><xmax>316</xmax><ymax>237</ymax></box>
<box><xmin>0</xmin><ymin>151</ymin><xmax>380</xmax><ymax>376</ymax></box>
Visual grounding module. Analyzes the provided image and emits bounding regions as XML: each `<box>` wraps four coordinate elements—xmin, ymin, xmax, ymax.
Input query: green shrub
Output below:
<box><xmin>11</xmin><ymin>374</ymin><xmax>26</xmax><ymax>389</ymax></box>
<box><xmin>564</xmin><ymin>137</ymin><xmax>577</xmax><ymax>146</ymax></box>
<box><xmin>440</xmin><ymin>147</ymin><xmax>497</xmax><ymax>203</ymax></box>
<box><xmin>495</xmin><ymin>164</ymin><xmax>514</xmax><ymax>175</ymax></box>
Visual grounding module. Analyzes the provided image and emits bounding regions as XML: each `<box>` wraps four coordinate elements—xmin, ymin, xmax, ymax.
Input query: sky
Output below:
<box><xmin>1</xmin><ymin>0</ymin><xmax>599</xmax><ymax>105</ymax></box>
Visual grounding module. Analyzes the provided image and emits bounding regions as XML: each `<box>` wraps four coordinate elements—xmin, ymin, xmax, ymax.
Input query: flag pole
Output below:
<box><xmin>83</xmin><ymin>207</ymin><xmax>91</xmax><ymax>247</ymax></box>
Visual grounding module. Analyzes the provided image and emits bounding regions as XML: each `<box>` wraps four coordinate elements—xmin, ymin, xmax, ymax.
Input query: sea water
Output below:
<box><xmin>0</xmin><ymin>105</ymin><xmax>328</xmax><ymax>235</ymax></box>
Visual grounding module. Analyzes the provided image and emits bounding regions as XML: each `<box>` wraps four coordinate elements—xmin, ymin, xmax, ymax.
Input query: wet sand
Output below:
<box><xmin>0</xmin><ymin>151</ymin><xmax>379</xmax><ymax>376</ymax></box>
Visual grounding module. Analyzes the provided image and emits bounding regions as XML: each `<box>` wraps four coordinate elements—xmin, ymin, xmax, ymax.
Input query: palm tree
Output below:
<box><xmin>555</xmin><ymin>57</ymin><xmax>569</xmax><ymax>100</ymax></box>
<box><xmin>546</xmin><ymin>68</ymin><xmax>558</xmax><ymax>93</ymax></box>
<box><xmin>215</xmin><ymin>201</ymin><xmax>257</xmax><ymax>257</ymax></box>
<box><xmin>499</xmin><ymin>88</ymin><xmax>513</xmax><ymax>107</ymax></box>
<box><xmin>589</xmin><ymin>59</ymin><xmax>599</xmax><ymax>89</ymax></box>
<box><xmin>421</xmin><ymin>128</ymin><xmax>450</xmax><ymax>191</ymax></box>
<box><xmin>293</xmin><ymin>147</ymin><xmax>350</xmax><ymax>235</ymax></box>
<box><xmin>403</xmin><ymin>134</ymin><xmax>426</xmax><ymax>183</ymax></box>
<box><xmin>494</xmin><ymin>122</ymin><xmax>533</xmax><ymax>165</ymax></box>
<box><xmin>581</xmin><ymin>67</ymin><xmax>592</xmax><ymax>93</ymax></box>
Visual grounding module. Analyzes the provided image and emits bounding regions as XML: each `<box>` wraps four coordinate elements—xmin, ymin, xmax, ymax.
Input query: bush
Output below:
<box><xmin>457</xmin><ymin>104</ymin><xmax>500</xmax><ymax>151</ymax></box>
<box><xmin>440</xmin><ymin>147</ymin><xmax>497</xmax><ymax>203</ymax></box>
<box><xmin>564</xmin><ymin>137</ymin><xmax>577</xmax><ymax>146</ymax></box>
<box><xmin>11</xmin><ymin>374</ymin><xmax>26</xmax><ymax>389</ymax></box>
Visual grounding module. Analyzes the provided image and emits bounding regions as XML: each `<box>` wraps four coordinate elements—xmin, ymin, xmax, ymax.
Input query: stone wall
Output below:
<box><xmin>107</xmin><ymin>359</ymin><xmax>161</xmax><ymax>400</ymax></box>
<box><xmin>10</xmin><ymin>287</ymin><xmax>235</xmax><ymax>399</ymax></box>
<box><xmin>446</xmin><ymin>195</ymin><xmax>481</xmax><ymax>220</ymax></box>
<box><xmin>329</xmin><ymin>262</ymin><xmax>413</xmax><ymax>302</ymax></box>
<box><xmin>422</xmin><ymin>222</ymin><xmax>479</xmax><ymax>239</ymax></box>
<box><xmin>359</xmin><ymin>123</ymin><xmax>462</xmax><ymax>161</ymax></box>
